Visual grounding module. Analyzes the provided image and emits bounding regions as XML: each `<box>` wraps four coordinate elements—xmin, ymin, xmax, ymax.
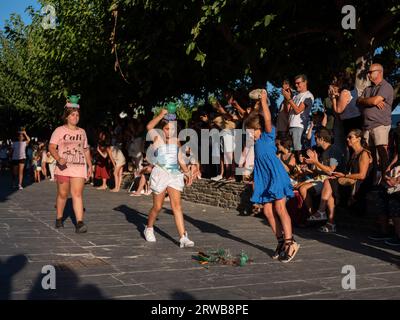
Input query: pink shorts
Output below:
<box><xmin>55</xmin><ymin>175</ymin><xmax>71</xmax><ymax>183</ymax></box>
<box><xmin>55</xmin><ymin>175</ymin><xmax>85</xmax><ymax>183</ymax></box>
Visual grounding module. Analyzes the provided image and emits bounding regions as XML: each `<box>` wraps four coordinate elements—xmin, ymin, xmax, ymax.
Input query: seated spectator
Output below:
<box><xmin>329</xmin><ymin>72</ymin><xmax>362</xmax><ymax>136</ymax></box>
<box><xmin>129</xmin><ymin>162</ymin><xmax>153</xmax><ymax>196</ymax></box>
<box><xmin>309</xmin><ymin>129</ymin><xmax>373</xmax><ymax>233</ymax></box>
<box><xmin>185</xmin><ymin>147</ymin><xmax>202</xmax><ymax>181</ymax></box>
<box><xmin>300</xmin><ymin>128</ymin><xmax>345</xmax><ymax>217</ymax></box>
<box><xmin>304</xmin><ymin>111</ymin><xmax>327</xmax><ymax>149</ymax></box>
<box><xmin>276</xmin><ymin>137</ymin><xmax>296</xmax><ymax>175</ymax></box>
<box><xmin>380</xmin><ymin>173</ymin><xmax>400</xmax><ymax>246</ymax></box>
<box><xmin>95</xmin><ymin>142</ymin><xmax>111</xmax><ymax>190</ymax></box>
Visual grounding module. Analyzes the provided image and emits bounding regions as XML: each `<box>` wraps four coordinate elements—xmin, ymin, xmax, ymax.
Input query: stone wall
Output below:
<box><xmin>181</xmin><ymin>179</ymin><xmax>253</xmax><ymax>215</ymax></box>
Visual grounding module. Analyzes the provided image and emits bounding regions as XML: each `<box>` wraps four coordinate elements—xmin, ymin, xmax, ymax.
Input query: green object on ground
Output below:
<box><xmin>193</xmin><ymin>248</ymin><xmax>252</xmax><ymax>267</ymax></box>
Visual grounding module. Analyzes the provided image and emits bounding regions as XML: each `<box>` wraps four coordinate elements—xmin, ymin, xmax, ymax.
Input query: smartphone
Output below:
<box><xmin>57</xmin><ymin>163</ymin><xmax>67</xmax><ymax>171</ymax></box>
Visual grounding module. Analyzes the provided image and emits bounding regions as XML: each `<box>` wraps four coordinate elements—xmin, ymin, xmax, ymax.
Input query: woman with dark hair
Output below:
<box><xmin>329</xmin><ymin>72</ymin><xmax>362</xmax><ymax>136</ymax></box>
<box><xmin>143</xmin><ymin>109</ymin><xmax>195</xmax><ymax>248</ymax></box>
<box><xmin>49</xmin><ymin>105</ymin><xmax>92</xmax><ymax>233</ymax></box>
<box><xmin>309</xmin><ymin>129</ymin><xmax>373</xmax><ymax>233</ymax></box>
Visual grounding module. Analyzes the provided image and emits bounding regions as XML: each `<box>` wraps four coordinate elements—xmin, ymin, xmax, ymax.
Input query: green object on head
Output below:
<box><xmin>67</xmin><ymin>94</ymin><xmax>81</xmax><ymax>104</ymax></box>
<box><xmin>167</xmin><ymin>102</ymin><xmax>177</xmax><ymax>114</ymax></box>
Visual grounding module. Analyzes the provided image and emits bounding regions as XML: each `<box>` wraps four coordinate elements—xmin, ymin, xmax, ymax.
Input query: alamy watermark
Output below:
<box><xmin>41</xmin><ymin>4</ymin><xmax>56</xmax><ymax>30</ymax></box>
<box><xmin>341</xmin><ymin>265</ymin><xmax>356</xmax><ymax>290</ymax></box>
<box><xmin>341</xmin><ymin>5</ymin><xmax>356</xmax><ymax>30</ymax></box>
<box><xmin>41</xmin><ymin>265</ymin><xmax>56</xmax><ymax>290</ymax></box>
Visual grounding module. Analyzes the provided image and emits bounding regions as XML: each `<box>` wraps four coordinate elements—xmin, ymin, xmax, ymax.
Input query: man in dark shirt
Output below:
<box><xmin>357</xmin><ymin>63</ymin><xmax>394</xmax><ymax>182</ymax></box>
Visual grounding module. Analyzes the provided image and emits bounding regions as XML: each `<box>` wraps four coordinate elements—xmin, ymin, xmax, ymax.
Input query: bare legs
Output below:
<box><xmin>146</xmin><ymin>187</ymin><xmax>187</xmax><ymax>238</ymax></box>
<box><xmin>56</xmin><ymin>177</ymin><xmax>85</xmax><ymax>222</ymax></box>
<box><xmin>110</xmin><ymin>165</ymin><xmax>124</xmax><ymax>192</ymax></box>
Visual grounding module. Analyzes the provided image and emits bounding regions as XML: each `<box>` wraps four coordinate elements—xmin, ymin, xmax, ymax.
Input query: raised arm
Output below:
<box><xmin>231</xmin><ymin>100</ymin><xmax>246</xmax><ymax>118</ymax></box>
<box><xmin>22</xmin><ymin>131</ymin><xmax>31</xmax><ymax>144</ymax></box>
<box><xmin>332</xmin><ymin>90</ymin><xmax>352</xmax><ymax>114</ymax></box>
<box><xmin>146</xmin><ymin>109</ymin><xmax>168</xmax><ymax>131</ymax></box>
<box><xmin>260</xmin><ymin>90</ymin><xmax>272</xmax><ymax>133</ymax></box>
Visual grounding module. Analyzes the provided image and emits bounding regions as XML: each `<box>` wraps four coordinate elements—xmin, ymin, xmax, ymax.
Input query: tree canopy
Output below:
<box><xmin>0</xmin><ymin>0</ymin><xmax>399</xmax><ymax>138</ymax></box>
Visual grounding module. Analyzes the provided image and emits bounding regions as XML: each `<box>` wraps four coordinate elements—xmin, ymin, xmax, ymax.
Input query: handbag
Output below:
<box><xmin>387</xmin><ymin>166</ymin><xmax>400</xmax><ymax>194</ymax></box>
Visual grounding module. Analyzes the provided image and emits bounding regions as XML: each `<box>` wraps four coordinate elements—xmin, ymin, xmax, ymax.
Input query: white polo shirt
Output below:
<box><xmin>288</xmin><ymin>90</ymin><xmax>314</xmax><ymax>129</ymax></box>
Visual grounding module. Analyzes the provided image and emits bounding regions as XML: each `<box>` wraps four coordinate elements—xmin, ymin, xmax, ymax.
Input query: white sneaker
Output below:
<box><xmin>179</xmin><ymin>232</ymin><xmax>194</xmax><ymax>248</ymax></box>
<box><xmin>211</xmin><ymin>174</ymin><xmax>223</xmax><ymax>181</ymax></box>
<box><xmin>144</xmin><ymin>226</ymin><xmax>156</xmax><ymax>242</ymax></box>
<box><xmin>18</xmin><ymin>185</ymin><xmax>23</xmax><ymax>190</ymax></box>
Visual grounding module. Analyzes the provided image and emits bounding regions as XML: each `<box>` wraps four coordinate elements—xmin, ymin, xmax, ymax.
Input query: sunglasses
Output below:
<box><xmin>346</xmin><ymin>135</ymin><xmax>355</xmax><ymax>140</ymax></box>
<box><xmin>367</xmin><ymin>69</ymin><xmax>381</xmax><ymax>74</ymax></box>
<box><xmin>295</xmin><ymin>81</ymin><xmax>303</xmax><ymax>85</ymax></box>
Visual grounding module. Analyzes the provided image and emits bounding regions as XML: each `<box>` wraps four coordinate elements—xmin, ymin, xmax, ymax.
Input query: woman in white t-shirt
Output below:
<box><xmin>11</xmin><ymin>130</ymin><xmax>30</xmax><ymax>189</ymax></box>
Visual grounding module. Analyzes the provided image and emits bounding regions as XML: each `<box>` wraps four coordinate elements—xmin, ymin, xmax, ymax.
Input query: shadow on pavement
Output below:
<box><xmin>163</xmin><ymin>208</ymin><xmax>274</xmax><ymax>257</ymax></box>
<box><xmin>170</xmin><ymin>290</ymin><xmax>196</xmax><ymax>300</ymax></box>
<box><xmin>113</xmin><ymin>204</ymin><xmax>179</xmax><ymax>246</ymax></box>
<box><xmin>27</xmin><ymin>265</ymin><xmax>107</xmax><ymax>300</ymax></box>
<box><xmin>0</xmin><ymin>171</ymin><xmax>34</xmax><ymax>203</ymax></box>
<box><xmin>0</xmin><ymin>254</ymin><xmax>28</xmax><ymax>300</ymax></box>
<box><xmin>294</xmin><ymin>227</ymin><xmax>400</xmax><ymax>268</ymax></box>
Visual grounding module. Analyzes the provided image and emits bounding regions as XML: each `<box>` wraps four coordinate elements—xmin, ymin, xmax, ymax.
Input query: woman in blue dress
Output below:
<box><xmin>245</xmin><ymin>90</ymin><xmax>300</xmax><ymax>263</ymax></box>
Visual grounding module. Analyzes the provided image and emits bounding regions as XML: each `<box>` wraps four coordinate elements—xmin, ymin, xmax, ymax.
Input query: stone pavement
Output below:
<box><xmin>0</xmin><ymin>173</ymin><xmax>399</xmax><ymax>300</ymax></box>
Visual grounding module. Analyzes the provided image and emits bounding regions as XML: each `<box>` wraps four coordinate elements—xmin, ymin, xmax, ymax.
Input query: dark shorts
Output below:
<box><xmin>12</xmin><ymin>159</ymin><xmax>26</xmax><ymax>165</ymax></box>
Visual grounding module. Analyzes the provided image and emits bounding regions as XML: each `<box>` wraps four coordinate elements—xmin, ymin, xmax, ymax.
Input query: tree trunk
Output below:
<box><xmin>354</xmin><ymin>54</ymin><xmax>371</xmax><ymax>97</ymax></box>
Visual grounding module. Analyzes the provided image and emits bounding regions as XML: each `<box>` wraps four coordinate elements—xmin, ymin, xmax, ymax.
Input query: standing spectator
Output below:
<box><xmin>329</xmin><ymin>73</ymin><xmax>362</xmax><ymax>136</ymax></box>
<box><xmin>32</xmin><ymin>145</ymin><xmax>43</xmax><ymax>183</ymax></box>
<box><xmin>0</xmin><ymin>141</ymin><xmax>9</xmax><ymax>172</ymax></box>
<box><xmin>357</xmin><ymin>63</ymin><xmax>394</xmax><ymax>184</ymax></box>
<box><xmin>41</xmin><ymin>144</ymin><xmax>48</xmax><ymax>179</ymax></box>
<box><xmin>283</xmin><ymin>74</ymin><xmax>314</xmax><ymax>160</ymax></box>
<box><xmin>109</xmin><ymin>144</ymin><xmax>126</xmax><ymax>192</ymax></box>
<box><xmin>276</xmin><ymin>79</ymin><xmax>292</xmax><ymax>140</ymax></box>
<box><xmin>95</xmin><ymin>142</ymin><xmax>111</xmax><ymax>190</ymax></box>
<box><xmin>11</xmin><ymin>130</ymin><xmax>30</xmax><ymax>189</ymax></box>
<box><xmin>46</xmin><ymin>148</ymin><xmax>56</xmax><ymax>181</ymax></box>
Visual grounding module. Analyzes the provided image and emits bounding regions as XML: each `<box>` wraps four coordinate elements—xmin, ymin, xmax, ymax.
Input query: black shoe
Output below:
<box><xmin>368</xmin><ymin>232</ymin><xmax>393</xmax><ymax>241</ymax></box>
<box><xmin>55</xmin><ymin>218</ymin><xmax>64</xmax><ymax>229</ymax></box>
<box><xmin>279</xmin><ymin>238</ymin><xmax>300</xmax><ymax>263</ymax></box>
<box><xmin>75</xmin><ymin>221</ymin><xmax>88</xmax><ymax>233</ymax></box>
<box><xmin>271</xmin><ymin>239</ymin><xmax>285</xmax><ymax>260</ymax></box>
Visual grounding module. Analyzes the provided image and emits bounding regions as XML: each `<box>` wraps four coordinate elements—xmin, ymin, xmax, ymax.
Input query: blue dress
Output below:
<box><xmin>251</xmin><ymin>127</ymin><xmax>294</xmax><ymax>204</ymax></box>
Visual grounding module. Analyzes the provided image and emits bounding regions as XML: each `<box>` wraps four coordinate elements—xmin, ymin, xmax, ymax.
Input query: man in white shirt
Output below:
<box><xmin>282</xmin><ymin>74</ymin><xmax>314</xmax><ymax>158</ymax></box>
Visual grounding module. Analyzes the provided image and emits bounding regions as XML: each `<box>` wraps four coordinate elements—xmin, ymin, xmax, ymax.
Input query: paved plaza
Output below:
<box><xmin>0</xmin><ymin>174</ymin><xmax>399</xmax><ymax>300</ymax></box>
